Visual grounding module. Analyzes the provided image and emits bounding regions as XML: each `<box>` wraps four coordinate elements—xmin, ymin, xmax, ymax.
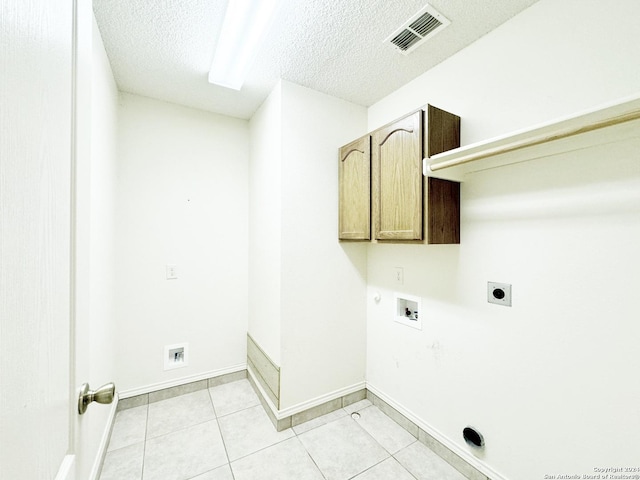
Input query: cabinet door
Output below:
<box><xmin>372</xmin><ymin>111</ymin><xmax>423</xmax><ymax>240</ymax></box>
<box><xmin>338</xmin><ymin>135</ymin><xmax>371</xmax><ymax>240</ymax></box>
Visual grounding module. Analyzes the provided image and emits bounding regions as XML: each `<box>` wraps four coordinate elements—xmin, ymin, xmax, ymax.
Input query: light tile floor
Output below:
<box><xmin>100</xmin><ymin>379</ymin><xmax>467</xmax><ymax>480</ymax></box>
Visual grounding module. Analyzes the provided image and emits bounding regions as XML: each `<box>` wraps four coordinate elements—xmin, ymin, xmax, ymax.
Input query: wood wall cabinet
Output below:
<box><xmin>422</xmin><ymin>105</ymin><xmax>461</xmax><ymax>244</ymax></box>
<box><xmin>338</xmin><ymin>135</ymin><xmax>371</xmax><ymax>240</ymax></box>
<box><xmin>339</xmin><ymin>104</ymin><xmax>461</xmax><ymax>244</ymax></box>
<box><xmin>372</xmin><ymin>110</ymin><xmax>423</xmax><ymax>240</ymax></box>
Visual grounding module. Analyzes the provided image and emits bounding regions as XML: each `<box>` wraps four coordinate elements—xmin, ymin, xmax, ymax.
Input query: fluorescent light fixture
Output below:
<box><xmin>208</xmin><ymin>0</ymin><xmax>281</xmax><ymax>90</ymax></box>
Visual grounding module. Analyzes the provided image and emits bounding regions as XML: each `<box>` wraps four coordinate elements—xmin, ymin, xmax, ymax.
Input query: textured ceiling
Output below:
<box><xmin>93</xmin><ymin>0</ymin><xmax>539</xmax><ymax>119</ymax></box>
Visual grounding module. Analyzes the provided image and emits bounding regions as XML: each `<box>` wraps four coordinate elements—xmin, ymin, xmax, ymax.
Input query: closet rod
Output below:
<box><xmin>428</xmin><ymin>101</ymin><xmax>640</xmax><ymax>172</ymax></box>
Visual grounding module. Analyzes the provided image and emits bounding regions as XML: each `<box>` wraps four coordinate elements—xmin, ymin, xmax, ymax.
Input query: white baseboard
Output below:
<box><xmin>366</xmin><ymin>383</ymin><xmax>507</xmax><ymax>480</ymax></box>
<box><xmin>247</xmin><ymin>364</ymin><xmax>279</xmax><ymax>413</ymax></box>
<box><xmin>99</xmin><ymin>365</ymin><xmax>507</xmax><ymax>480</ymax></box>
<box><xmin>247</xmin><ymin>366</ymin><xmax>366</xmax><ymax>420</ymax></box>
<box><xmin>278</xmin><ymin>381</ymin><xmax>366</xmax><ymax>419</ymax></box>
<box><xmin>118</xmin><ymin>363</ymin><xmax>247</xmax><ymax>398</ymax></box>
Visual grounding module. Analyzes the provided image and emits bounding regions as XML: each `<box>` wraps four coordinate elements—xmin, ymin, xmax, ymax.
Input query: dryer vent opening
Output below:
<box><xmin>463</xmin><ymin>426</ymin><xmax>485</xmax><ymax>448</ymax></box>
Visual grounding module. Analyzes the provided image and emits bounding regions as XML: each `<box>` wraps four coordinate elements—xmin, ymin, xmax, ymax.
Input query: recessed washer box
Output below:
<box><xmin>394</xmin><ymin>292</ymin><xmax>422</xmax><ymax>330</ymax></box>
<box><xmin>164</xmin><ymin>342</ymin><xmax>189</xmax><ymax>370</ymax></box>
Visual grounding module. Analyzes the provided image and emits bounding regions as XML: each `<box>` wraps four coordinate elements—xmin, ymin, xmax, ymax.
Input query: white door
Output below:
<box><xmin>1</xmin><ymin>0</ymin><xmax>80</xmax><ymax>478</ymax></box>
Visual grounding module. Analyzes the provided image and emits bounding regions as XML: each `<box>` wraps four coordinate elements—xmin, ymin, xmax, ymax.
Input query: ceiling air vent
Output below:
<box><xmin>386</xmin><ymin>4</ymin><xmax>450</xmax><ymax>55</ymax></box>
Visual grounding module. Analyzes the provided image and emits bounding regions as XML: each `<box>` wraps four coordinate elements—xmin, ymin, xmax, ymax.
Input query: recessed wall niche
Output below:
<box><xmin>394</xmin><ymin>292</ymin><xmax>422</xmax><ymax>330</ymax></box>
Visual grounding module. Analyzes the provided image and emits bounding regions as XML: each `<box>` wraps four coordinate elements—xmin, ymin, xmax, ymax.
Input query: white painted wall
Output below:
<box><xmin>248</xmin><ymin>82</ymin><xmax>283</xmax><ymax>365</ymax></box>
<box><xmin>115</xmin><ymin>94</ymin><xmax>249</xmax><ymax>392</ymax></box>
<box><xmin>369</xmin><ymin>0</ymin><xmax>640</xmax><ymax>143</ymax></box>
<box><xmin>366</xmin><ymin>1</ymin><xmax>640</xmax><ymax>479</ymax></box>
<box><xmin>248</xmin><ymin>80</ymin><xmax>369</xmax><ymax>410</ymax></box>
<box><xmin>278</xmin><ymin>81</ymin><xmax>369</xmax><ymax>409</ymax></box>
<box><xmin>61</xmin><ymin>0</ymin><xmax>640</xmax><ymax>475</ymax></box>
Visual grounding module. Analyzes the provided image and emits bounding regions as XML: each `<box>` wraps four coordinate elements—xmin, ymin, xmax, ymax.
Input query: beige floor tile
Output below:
<box><xmin>190</xmin><ymin>464</ymin><xmax>234</xmax><ymax>480</ymax></box>
<box><xmin>143</xmin><ymin>420</ymin><xmax>227</xmax><ymax>480</ymax></box>
<box><xmin>100</xmin><ymin>442</ymin><xmax>144</xmax><ymax>480</ymax></box>
<box><xmin>231</xmin><ymin>437</ymin><xmax>324</xmax><ymax>480</ymax></box>
<box><xmin>146</xmin><ymin>389</ymin><xmax>215</xmax><ymax>439</ymax></box>
<box><xmin>352</xmin><ymin>457</ymin><xmax>416</xmax><ymax>480</ymax></box>
<box><xmin>353</xmin><ymin>405</ymin><xmax>417</xmax><ymax>454</ymax></box>
<box><xmin>217</xmin><ymin>404</ymin><xmax>294</xmax><ymax>461</ymax></box>
<box><xmin>209</xmin><ymin>379</ymin><xmax>260</xmax><ymax>417</ymax></box>
<box><xmin>394</xmin><ymin>441</ymin><xmax>468</xmax><ymax>480</ymax></box>
<box><xmin>101</xmin><ymin>385</ymin><xmax>476</xmax><ymax>480</ymax></box>
<box><xmin>108</xmin><ymin>405</ymin><xmax>148</xmax><ymax>452</ymax></box>
<box><xmin>298</xmin><ymin>416</ymin><xmax>389</xmax><ymax>480</ymax></box>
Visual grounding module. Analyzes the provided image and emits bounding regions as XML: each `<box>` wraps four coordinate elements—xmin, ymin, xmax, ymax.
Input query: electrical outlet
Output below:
<box><xmin>394</xmin><ymin>267</ymin><xmax>404</xmax><ymax>285</ymax></box>
<box><xmin>166</xmin><ymin>264</ymin><xmax>178</xmax><ymax>280</ymax></box>
<box><xmin>488</xmin><ymin>282</ymin><xmax>511</xmax><ymax>306</ymax></box>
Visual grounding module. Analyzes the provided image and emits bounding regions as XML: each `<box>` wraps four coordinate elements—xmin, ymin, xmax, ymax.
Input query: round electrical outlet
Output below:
<box><xmin>493</xmin><ymin>288</ymin><xmax>505</xmax><ymax>299</ymax></box>
<box><xmin>487</xmin><ymin>282</ymin><xmax>512</xmax><ymax>306</ymax></box>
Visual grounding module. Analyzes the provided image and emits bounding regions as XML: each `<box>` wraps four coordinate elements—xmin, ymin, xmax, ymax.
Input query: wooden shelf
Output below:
<box><xmin>423</xmin><ymin>93</ymin><xmax>640</xmax><ymax>181</ymax></box>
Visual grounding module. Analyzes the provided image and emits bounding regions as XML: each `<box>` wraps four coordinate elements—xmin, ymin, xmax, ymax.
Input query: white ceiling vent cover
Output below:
<box><xmin>385</xmin><ymin>4</ymin><xmax>450</xmax><ymax>55</ymax></box>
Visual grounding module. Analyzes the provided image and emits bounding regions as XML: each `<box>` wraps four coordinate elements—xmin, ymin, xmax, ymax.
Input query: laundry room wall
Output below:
<box><xmin>365</xmin><ymin>1</ymin><xmax>640</xmax><ymax>478</ymax></box>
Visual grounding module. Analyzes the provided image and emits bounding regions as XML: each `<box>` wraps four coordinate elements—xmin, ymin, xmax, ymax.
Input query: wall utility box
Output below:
<box><xmin>164</xmin><ymin>342</ymin><xmax>189</xmax><ymax>370</ymax></box>
<box><xmin>488</xmin><ymin>282</ymin><xmax>512</xmax><ymax>307</ymax></box>
<box><xmin>394</xmin><ymin>292</ymin><xmax>422</xmax><ymax>330</ymax></box>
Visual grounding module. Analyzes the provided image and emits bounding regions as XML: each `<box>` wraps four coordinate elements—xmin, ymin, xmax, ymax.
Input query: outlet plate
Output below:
<box><xmin>488</xmin><ymin>282</ymin><xmax>511</xmax><ymax>307</ymax></box>
<box><xmin>166</xmin><ymin>264</ymin><xmax>178</xmax><ymax>280</ymax></box>
<box><xmin>394</xmin><ymin>267</ymin><xmax>404</xmax><ymax>285</ymax></box>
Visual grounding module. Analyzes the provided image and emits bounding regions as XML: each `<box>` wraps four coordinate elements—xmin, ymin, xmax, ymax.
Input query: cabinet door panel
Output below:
<box><xmin>339</xmin><ymin>136</ymin><xmax>371</xmax><ymax>240</ymax></box>
<box><xmin>372</xmin><ymin>111</ymin><xmax>423</xmax><ymax>240</ymax></box>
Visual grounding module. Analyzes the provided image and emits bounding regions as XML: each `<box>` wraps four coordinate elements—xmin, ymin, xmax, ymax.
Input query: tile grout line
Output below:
<box><xmin>345</xmin><ymin>457</ymin><xmax>388</xmax><ymax>480</ymax></box>
<box><xmin>140</xmin><ymin>403</ymin><xmax>150</xmax><ymax>480</ymax></box>
<box><xmin>351</xmin><ymin>409</ymin><xmax>426</xmax><ymax>478</ymax></box>
<box><xmin>144</xmin><ymin>391</ymin><xmax>217</xmax><ymax>442</ymax></box>
<box><xmin>295</xmin><ymin>411</ymin><xmax>422</xmax><ymax>480</ymax></box>
<box><xmin>110</xmin><ymin>377</ymin><xmax>474</xmax><ymax>480</ymax></box>
<box><xmin>207</xmin><ymin>385</ymin><xmax>236</xmax><ymax>480</ymax></box>
<box><xmin>391</xmin><ymin>446</ymin><xmax>421</xmax><ymax>480</ymax></box>
<box><xmin>291</xmin><ymin>421</ymin><xmax>329</xmax><ymax>480</ymax></box>
<box><xmin>300</xmin><ymin>444</ymin><xmax>328</xmax><ymax>480</ymax></box>
<box><xmin>351</xmin><ymin>405</ymin><xmax>420</xmax><ymax>457</ymax></box>
<box><xmin>294</xmin><ymin>409</ymin><xmax>414</xmax><ymax>480</ymax></box>
<box><xmin>224</xmin><ymin>435</ymin><xmax>295</xmax><ymax>465</ymax></box>
<box><xmin>346</xmin><ymin>413</ymin><xmax>396</xmax><ymax>463</ymax></box>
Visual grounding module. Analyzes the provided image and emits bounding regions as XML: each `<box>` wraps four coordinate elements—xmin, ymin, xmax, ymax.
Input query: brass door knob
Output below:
<box><xmin>78</xmin><ymin>382</ymin><xmax>115</xmax><ymax>415</ymax></box>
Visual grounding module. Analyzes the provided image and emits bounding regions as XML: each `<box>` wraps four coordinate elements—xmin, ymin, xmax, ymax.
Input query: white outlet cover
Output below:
<box><xmin>394</xmin><ymin>267</ymin><xmax>404</xmax><ymax>285</ymax></box>
<box><xmin>166</xmin><ymin>264</ymin><xmax>178</xmax><ymax>280</ymax></box>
